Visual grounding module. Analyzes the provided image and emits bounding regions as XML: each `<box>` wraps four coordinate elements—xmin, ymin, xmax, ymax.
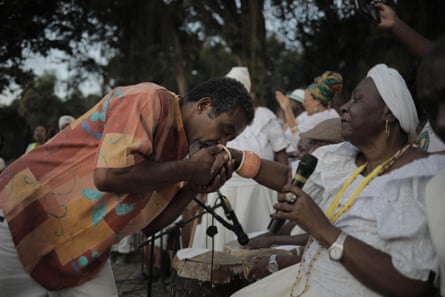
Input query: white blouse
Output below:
<box><xmin>227</xmin><ymin>106</ymin><xmax>289</xmax><ymax>186</ymax></box>
<box><xmin>300</xmin><ymin>142</ymin><xmax>445</xmax><ymax>296</ymax></box>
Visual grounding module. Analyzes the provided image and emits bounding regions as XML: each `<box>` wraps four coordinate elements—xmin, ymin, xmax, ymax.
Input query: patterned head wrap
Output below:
<box><xmin>307</xmin><ymin>71</ymin><xmax>343</xmax><ymax>107</ymax></box>
<box><xmin>367</xmin><ymin>64</ymin><xmax>419</xmax><ymax>140</ymax></box>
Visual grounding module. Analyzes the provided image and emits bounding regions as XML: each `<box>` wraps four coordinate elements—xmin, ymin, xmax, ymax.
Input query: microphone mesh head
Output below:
<box><xmin>298</xmin><ymin>154</ymin><xmax>318</xmax><ymax>177</ymax></box>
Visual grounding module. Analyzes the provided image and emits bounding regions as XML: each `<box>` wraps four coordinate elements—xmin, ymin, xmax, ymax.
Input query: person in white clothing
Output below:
<box><xmin>284</xmin><ymin>71</ymin><xmax>342</xmax><ymax>154</ymax></box>
<box><xmin>192</xmin><ymin>67</ymin><xmax>289</xmax><ymax>251</ymax></box>
<box><xmin>230</xmin><ymin>64</ymin><xmax>441</xmax><ymax>297</ymax></box>
<box><xmin>373</xmin><ymin>4</ymin><xmax>445</xmax><ymax>294</ymax></box>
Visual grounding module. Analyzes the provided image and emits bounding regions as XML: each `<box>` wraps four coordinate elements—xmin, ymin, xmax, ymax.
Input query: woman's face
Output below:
<box><xmin>340</xmin><ymin>78</ymin><xmax>387</xmax><ymax>145</ymax></box>
<box><xmin>303</xmin><ymin>90</ymin><xmax>322</xmax><ymax>115</ymax></box>
<box><xmin>33</xmin><ymin>125</ymin><xmax>47</xmax><ymax>144</ymax></box>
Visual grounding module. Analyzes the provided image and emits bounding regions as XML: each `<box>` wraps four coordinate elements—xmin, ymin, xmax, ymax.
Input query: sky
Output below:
<box><xmin>0</xmin><ymin>50</ymin><xmax>102</xmax><ymax>106</ymax></box>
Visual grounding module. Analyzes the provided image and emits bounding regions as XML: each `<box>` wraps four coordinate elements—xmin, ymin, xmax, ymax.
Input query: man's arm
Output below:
<box><xmin>141</xmin><ymin>184</ymin><xmax>198</xmax><ymax>236</ymax></box>
<box><xmin>94</xmin><ymin>145</ymin><xmax>229</xmax><ymax>193</ymax></box>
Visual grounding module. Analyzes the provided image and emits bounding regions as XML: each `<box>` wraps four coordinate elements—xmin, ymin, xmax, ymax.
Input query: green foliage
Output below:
<box><xmin>2</xmin><ymin>0</ymin><xmax>445</xmax><ymax>114</ymax></box>
<box><xmin>17</xmin><ymin>72</ymin><xmax>62</xmax><ymax>130</ymax></box>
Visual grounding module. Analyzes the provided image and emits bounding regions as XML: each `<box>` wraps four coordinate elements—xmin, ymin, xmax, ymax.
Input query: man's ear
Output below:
<box><xmin>197</xmin><ymin>97</ymin><xmax>212</xmax><ymax>113</ymax></box>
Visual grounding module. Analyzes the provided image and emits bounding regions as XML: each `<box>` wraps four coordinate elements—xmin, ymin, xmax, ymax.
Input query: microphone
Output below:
<box><xmin>218</xmin><ymin>191</ymin><xmax>250</xmax><ymax>245</ymax></box>
<box><xmin>267</xmin><ymin>153</ymin><xmax>318</xmax><ymax>234</ymax></box>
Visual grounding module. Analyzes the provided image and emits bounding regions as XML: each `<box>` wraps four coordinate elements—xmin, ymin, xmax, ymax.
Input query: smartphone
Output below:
<box><xmin>354</xmin><ymin>0</ymin><xmax>380</xmax><ymax>22</ymax></box>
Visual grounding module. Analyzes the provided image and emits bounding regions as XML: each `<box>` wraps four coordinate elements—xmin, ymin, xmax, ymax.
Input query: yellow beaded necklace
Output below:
<box><xmin>289</xmin><ymin>144</ymin><xmax>412</xmax><ymax>297</ymax></box>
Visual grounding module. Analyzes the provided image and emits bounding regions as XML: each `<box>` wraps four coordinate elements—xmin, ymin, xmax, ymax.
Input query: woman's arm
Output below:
<box><xmin>340</xmin><ymin>232</ymin><xmax>435</xmax><ymax>297</ymax></box>
<box><xmin>273</xmin><ymin>183</ymin><xmax>436</xmax><ymax>297</ymax></box>
<box><xmin>375</xmin><ymin>3</ymin><xmax>433</xmax><ymax>57</ymax></box>
<box><xmin>229</xmin><ymin>148</ymin><xmax>292</xmax><ymax>192</ymax></box>
<box><xmin>275</xmin><ymin>90</ymin><xmax>298</xmax><ymax>133</ymax></box>
<box><xmin>245</xmin><ymin>233</ymin><xmax>309</xmax><ymax>249</ymax></box>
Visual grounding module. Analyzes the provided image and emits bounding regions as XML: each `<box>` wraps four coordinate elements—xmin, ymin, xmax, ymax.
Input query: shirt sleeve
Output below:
<box><xmin>94</xmin><ymin>85</ymin><xmax>169</xmax><ymax>169</ymax></box>
<box><xmin>373</xmin><ymin>174</ymin><xmax>439</xmax><ymax>281</ymax></box>
<box><xmin>263</xmin><ymin>116</ymin><xmax>289</xmax><ymax>152</ymax></box>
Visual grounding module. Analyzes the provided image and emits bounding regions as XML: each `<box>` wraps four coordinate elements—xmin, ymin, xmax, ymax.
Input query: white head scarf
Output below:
<box><xmin>367</xmin><ymin>64</ymin><xmax>419</xmax><ymax>140</ymax></box>
<box><xmin>226</xmin><ymin>66</ymin><xmax>251</xmax><ymax>93</ymax></box>
<box><xmin>58</xmin><ymin>115</ymin><xmax>75</xmax><ymax>130</ymax></box>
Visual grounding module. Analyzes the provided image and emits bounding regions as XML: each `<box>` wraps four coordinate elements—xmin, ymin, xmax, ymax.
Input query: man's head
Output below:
<box><xmin>417</xmin><ymin>36</ymin><xmax>445</xmax><ymax>142</ymax></box>
<box><xmin>182</xmin><ymin>77</ymin><xmax>254</xmax><ymax>149</ymax></box>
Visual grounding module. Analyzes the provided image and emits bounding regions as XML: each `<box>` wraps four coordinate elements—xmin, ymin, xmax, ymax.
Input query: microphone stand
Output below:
<box><xmin>139</xmin><ymin>199</ymin><xmax>227</xmax><ymax>297</ymax></box>
<box><xmin>191</xmin><ymin>196</ymin><xmax>240</xmax><ymax>233</ymax></box>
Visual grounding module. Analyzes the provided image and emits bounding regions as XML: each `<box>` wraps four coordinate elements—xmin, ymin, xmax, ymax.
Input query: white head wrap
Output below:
<box><xmin>367</xmin><ymin>64</ymin><xmax>419</xmax><ymax>140</ymax></box>
<box><xmin>226</xmin><ymin>66</ymin><xmax>251</xmax><ymax>93</ymax></box>
<box><xmin>58</xmin><ymin>115</ymin><xmax>75</xmax><ymax>130</ymax></box>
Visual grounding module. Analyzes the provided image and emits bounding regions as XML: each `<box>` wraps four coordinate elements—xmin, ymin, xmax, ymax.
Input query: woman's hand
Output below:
<box><xmin>275</xmin><ymin>90</ymin><xmax>290</xmax><ymax>110</ymax></box>
<box><xmin>247</xmin><ymin>255</ymin><xmax>274</xmax><ymax>282</ymax></box>
<box><xmin>272</xmin><ymin>184</ymin><xmax>335</xmax><ymax>247</ymax></box>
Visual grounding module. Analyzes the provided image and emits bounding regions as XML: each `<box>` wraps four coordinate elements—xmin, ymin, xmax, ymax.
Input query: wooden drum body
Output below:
<box><xmin>170</xmin><ymin>249</ymin><xmax>248</xmax><ymax>297</ymax></box>
<box><xmin>224</xmin><ymin>239</ymin><xmax>296</xmax><ymax>281</ymax></box>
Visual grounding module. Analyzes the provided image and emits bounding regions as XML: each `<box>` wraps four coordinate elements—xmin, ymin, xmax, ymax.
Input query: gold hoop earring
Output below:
<box><xmin>385</xmin><ymin>120</ymin><xmax>390</xmax><ymax>138</ymax></box>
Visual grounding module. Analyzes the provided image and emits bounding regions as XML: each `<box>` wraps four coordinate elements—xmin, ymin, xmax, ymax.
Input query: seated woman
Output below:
<box><xmin>228</xmin><ymin>64</ymin><xmax>445</xmax><ymax>296</ymax></box>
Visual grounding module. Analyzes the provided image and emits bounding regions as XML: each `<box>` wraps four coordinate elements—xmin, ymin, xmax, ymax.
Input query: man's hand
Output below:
<box><xmin>187</xmin><ymin>145</ymin><xmax>235</xmax><ymax>193</ymax></box>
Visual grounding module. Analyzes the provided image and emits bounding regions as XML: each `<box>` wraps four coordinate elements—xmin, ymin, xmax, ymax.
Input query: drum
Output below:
<box><xmin>169</xmin><ymin>248</ymin><xmax>248</xmax><ymax>297</ymax></box>
<box><xmin>224</xmin><ymin>239</ymin><xmax>297</xmax><ymax>280</ymax></box>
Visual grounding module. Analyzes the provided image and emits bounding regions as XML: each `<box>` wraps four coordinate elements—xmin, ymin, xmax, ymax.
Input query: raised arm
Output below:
<box><xmin>275</xmin><ymin>90</ymin><xmax>298</xmax><ymax>133</ymax></box>
<box><xmin>375</xmin><ymin>3</ymin><xmax>433</xmax><ymax>57</ymax></box>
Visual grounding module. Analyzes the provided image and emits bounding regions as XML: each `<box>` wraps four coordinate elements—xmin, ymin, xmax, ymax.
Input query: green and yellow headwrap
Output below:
<box><xmin>308</xmin><ymin>71</ymin><xmax>343</xmax><ymax>107</ymax></box>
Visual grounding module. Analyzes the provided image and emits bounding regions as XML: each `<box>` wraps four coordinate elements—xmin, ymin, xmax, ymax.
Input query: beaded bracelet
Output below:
<box><xmin>236</xmin><ymin>150</ymin><xmax>261</xmax><ymax>178</ymax></box>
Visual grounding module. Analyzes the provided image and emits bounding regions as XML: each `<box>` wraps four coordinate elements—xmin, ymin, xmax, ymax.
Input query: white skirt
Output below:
<box><xmin>231</xmin><ymin>263</ymin><xmax>322</xmax><ymax>297</ymax></box>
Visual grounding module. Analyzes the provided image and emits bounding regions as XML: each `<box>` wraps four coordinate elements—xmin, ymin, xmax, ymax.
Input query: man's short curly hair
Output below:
<box><xmin>183</xmin><ymin>77</ymin><xmax>254</xmax><ymax>125</ymax></box>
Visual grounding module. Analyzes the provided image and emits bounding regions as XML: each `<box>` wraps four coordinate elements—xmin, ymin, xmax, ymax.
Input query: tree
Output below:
<box><xmin>17</xmin><ymin>72</ymin><xmax>63</xmax><ymax>130</ymax></box>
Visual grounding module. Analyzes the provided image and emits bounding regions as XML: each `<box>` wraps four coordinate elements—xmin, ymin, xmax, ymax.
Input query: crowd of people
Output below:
<box><xmin>0</xmin><ymin>2</ymin><xmax>444</xmax><ymax>297</ymax></box>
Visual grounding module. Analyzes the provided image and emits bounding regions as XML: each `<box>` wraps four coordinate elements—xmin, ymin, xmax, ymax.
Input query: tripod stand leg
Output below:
<box><xmin>146</xmin><ymin>236</ymin><xmax>155</xmax><ymax>297</ymax></box>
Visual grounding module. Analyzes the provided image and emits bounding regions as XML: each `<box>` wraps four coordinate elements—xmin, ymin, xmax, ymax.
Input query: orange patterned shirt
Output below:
<box><xmin>0</xmin><ymin>83</ymin><xmax>189</xmax><ymax>289</ymax></box>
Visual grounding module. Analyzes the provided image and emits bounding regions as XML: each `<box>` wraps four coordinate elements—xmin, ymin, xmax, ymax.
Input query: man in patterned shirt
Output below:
<box><xmin>0</xmin><ymin>77</ymin><xmax>254</xmax><ymax>296</ymax></box>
